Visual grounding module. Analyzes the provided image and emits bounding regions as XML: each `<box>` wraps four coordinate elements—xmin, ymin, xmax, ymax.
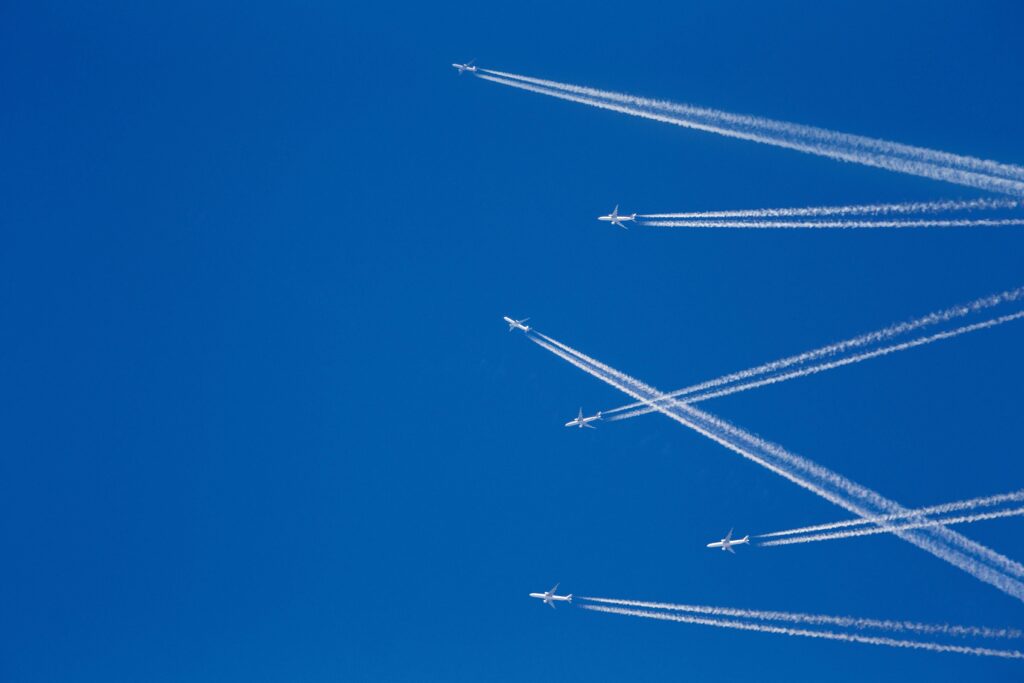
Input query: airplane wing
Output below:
<box><xmin>549</xmin><ymin>583</ymin><xmax>560</xmax><ymax>594</ymax></box>
<box><xmin>725</xmin><ymin>528</ymin><xmax>734</xmax><ymax>541</ymax></box>
<box><xmin>726</xmin><ymin>545</ymin><xmax>736</xmax><ymax>554</ymax></box>
<box><xmin>548</xmin><ymin>600</ymin><xmax>557</xmax><ymax>609</ymax></box>
<box><xmin>583</xmin><ymin>421</ymin><xmax>596</xmax><ymax>429</ymax></box>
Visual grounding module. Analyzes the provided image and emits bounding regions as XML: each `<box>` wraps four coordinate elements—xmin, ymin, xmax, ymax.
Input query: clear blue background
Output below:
<box><xmin>3</xmin><ymin>2</ymin><xmax>1024</xmax><ymax>681</ymax></box>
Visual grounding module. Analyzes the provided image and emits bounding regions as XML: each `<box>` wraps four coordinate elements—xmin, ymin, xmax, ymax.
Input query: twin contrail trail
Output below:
<box><xmin>759</xmin><ymin>506</ymin><xmax>1024</xmax><ymax>548</ymax></box>
<box><xmin>602</xmin><ymin>286</ymin><xmax>1024</xmax><ymax>421</ymax></box>
<box><xmin>577</xmin><ymin>603</ymin><xmax>1024</xmax><ymax>659</ymax></box>
<box><xmin>525</xmin><ymin>329</ymin><xmax>1024</xmax><ymax>600</ymax></box>
<box><xmin>758</xmin><ymin>489</ymin><xmax>1024</xmax><ymax>539</ymax></box>
<box><xmin>639</xmin><ymin>218</ymin><xmax>1024</xmax><ymax>229</ymax></box>
<box><xmin>580</xmin><ymin>597</ymin><xmax>1024</xmax><ymax>640</ymax></box>
<box><xmin>476</xmin><ymin>70</ymin><xmax>1024</xmax><ymax>197</ymax></box>
<box><xmin>478</xmin><ymin>68</ymin><xmax>1024</xmax><ymax>185</ymax></box>
<box><xmin>639</xmin><ymin>198</ymin><xmax>1021</xmax><ymax>219</ymax></box>
<box><xmin>606</xmin><ymin>310</ymin><xmax>1024</xmax><ymax>421</ymax></box>
<box><xmin>637</xmin><ymin>198</ymin><xmax>1024</xmax><ymax>230</ymax></box>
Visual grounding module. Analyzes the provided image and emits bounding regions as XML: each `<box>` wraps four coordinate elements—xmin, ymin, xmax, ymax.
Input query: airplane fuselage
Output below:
<box><xmin>530</xmin><ymin>592</ymin><xmax>572</xmax><ymax>604</ymax></box>
<box><xmin>598</xmin><ymin>214</ymin><xmax>637</xmax><ymax>228</ymax></box>
<box><xmin>565</xmin><ymin>412</ymin><xmax>602</xmax><ymax>428</ymax></box>
<box><xmin>707</xmin><ymin>536</ymin><xmax>750</xmax><ymax>551</ymax></box>
<box><xmin>503</xmin><ymin>316</ymin><xmax>530</xmax><ymax>332</ymax></box>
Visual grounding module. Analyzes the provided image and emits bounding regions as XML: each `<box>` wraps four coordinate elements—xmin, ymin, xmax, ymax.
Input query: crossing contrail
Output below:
<box><xmin>476</xmin><ymin>70</ymin><xmax>1024</xmax><ymax>196</ymax></box>
<box><xmin>605</xmin><ymin>310</ymin><xmax>1024</xmax><ymax>421</ymax></box>
<box><xmin>639</xmin><ymin>218</ymin><xmax>1024</xmax><ymax>229</ymax></box>
<box><xmin>759</xmin><ymin>506</ymin><xmax>1024</xmax><ymax>547</ymax></box>
<box><xmin>524</xmin><ymin>329</ymin><xmax>1024</xmax><ymax>600</ymax></box>
<box><xmin>601</xmin><ymin>286</ymin><xmax>1024</xmax><ymax>419</ymax></box>
<box><xmin>579</xmin><ymin>597</ymin><xmax>1024</xmax><ymax>640</ymax></box>
<box><xmin>578</xmin><ymin>604</ymin><xmax>1024</xmax><ymax>659</ymax></box>
<box><xmin>640</xmin><ymin>198</ymin><xmax>1022</xmax><ymax>219</ymax></box>
<box><xmin>759</xmin><ymin>489</ymin><xmax>1024</xmax><ymax>539</ymax></box>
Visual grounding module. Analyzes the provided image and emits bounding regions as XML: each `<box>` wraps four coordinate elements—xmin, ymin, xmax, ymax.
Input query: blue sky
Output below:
<box><xmin>3</xmin><ymin>2</ymin><xmax>1024</xmax><ymax>681</ymax></box>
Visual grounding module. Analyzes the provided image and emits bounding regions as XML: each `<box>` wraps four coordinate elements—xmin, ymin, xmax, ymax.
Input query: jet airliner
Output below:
<box><xmin>530</xmin><ymin>583</ymin><xmax>573</xmax><ymax>608</ymax></box>
<box><xmin>504</xmin><ymin>316</ymin><xmax>531</xmax><ymax>332</ymax></box>
<box><xmin>706</xmin><ymin>529</ymin><xmax>750</xmax><ymax>554</ymax></box>
<box><xmin>597</xmin><ymin>205</ymin><xmax>637</xmax><ymax>229</ymax></box>
<box><xmin>565</xmin><ymin>408</ymin><xmax>602</xmax><ymax>429</ymax></box>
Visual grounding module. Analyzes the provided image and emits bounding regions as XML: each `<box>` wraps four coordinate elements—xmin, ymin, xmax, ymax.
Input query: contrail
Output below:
<box><xmin>639</xmin><ymin>218</ymin><xmax>1024</xmax><ymax>229</ymax></box>
<box><xmin>524</xmin><ymin>329</ymin><xmax>1024</xmax><ymax>599</ymax></box>
<box><xmin>601</xmin><ymin>286</ymin><xmax>1024</xmax><ymax>419</ymax></box>
<box><xmin>640</xmin><ymin>198</ymin><xmax>1021</xmax><ymax>219</ymax></box>
<box><xmin>580</xmin><ymin>597</ymin><xmax>1024</xmax><ymax>640</ymax></box>
<box><xmin>477</xmin><ymin>68</ymin><xmax>1024</xmax><ymax>183</ymax></box>
<box><xmin>759</xmin><ymin>489</ymin><xmax>1024</xmax><ymax>539</ymax></box>
<box><xmin>476</xmin><ymin>70</ymin><xmax>1024</xmax><ymax>195</ymax></box>
<box><xmin>760</xmin><ymin>506</ymin><xmax>1024</xmax><ymax>547</ymax></box>
<box><xmin>605</xmin><ymin>310</ymin><xmax>1024</xmax><ymax>421</ymax></box>
<box><xmin>578</xmin><ymin>604</ymin><xmax>1024</xmax><ymax>659</ymax></box>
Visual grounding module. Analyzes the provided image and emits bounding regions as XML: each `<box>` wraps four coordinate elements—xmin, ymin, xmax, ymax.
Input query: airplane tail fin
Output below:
<box><xmin>566</xmin><ymin>594</ymin><xmax>573</xmax><ymax>603</ymax></box>
<box><xmin>741</xmin><ymin>535</ymin><xmax>750</xmax><ymax>543</ymax></box>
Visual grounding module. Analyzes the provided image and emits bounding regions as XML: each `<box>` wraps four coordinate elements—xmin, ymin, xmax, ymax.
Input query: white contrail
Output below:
<box><xmin>640</xmin><ymin>198</ymin><xmax>1022</xmax><ymax>219</ymax></box>
<box><xmin>474</xmin><ymin>73</ymin><xmax>1024</xmax><ymax>197</ymax></box>
<box><xmin>639</xmin><ymin>218</ymin><xmax>1024</xmax><ymax>229</ymax></box>
<box><xmin>525</xmin><ymin>330</ymin><xmax>1024</xmax><ymax>599</ymax></box>
<box><xmin>760</xmin><ymin>506</ymin><xmax>1024</xmax><ymax>547</ymax></box>
<box><xmin>606</xmin><ymin>310</ymin><xmax>1024</xmax><ymax>421</ymax></box>
<box><xmin>759</xmin><ymin>489</ymin><xmax>1024</xmax><ymax>539</ymax></box>
<box><xmin>578</xmin><ymin>604</ymin><xmax>1024</xmax><ymax>659</ymax></box>
<box><xmin>601</xmin><ymin>286</ymin><xmax>1024</xmax><ymax>418</ymax></box>
<box><xmin>580</xmin><ymin>597</ymin><xmax>1024</xmax><ymax>640</ymax></box>
<box><xmin>477</xmin><ymin>69</ymin><xmax>1024</xmax><ymax>191</ymax></box>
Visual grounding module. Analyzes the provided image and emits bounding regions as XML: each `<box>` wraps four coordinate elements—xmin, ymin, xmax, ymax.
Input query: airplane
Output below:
<box><xmin>597</xmin><ymin>204</ymin><xmax>637</xmax><ymax>229</ymax></box>
<box><xmin>503</xmin><ymin>316</ymin><xmax>530</xmax><ymax>333</ymax></box>
<box><xmin>452</xmin><ymin>60</ymin><xmax>478</xmax><ymax>75</ymax></box>
<box><xmin>529</xmin><ymin>583</ymin><xmax>573</xmax><ymax>609</ymax></box>
<box><xmin>565</xmin><ymin>408</ymin><xmax>602</xmax><ymax>429</ymax></box>
<box><xmin>706</xmin><ymin>528</ymin><xmax>750</xmax><ymax>554</ymax></box>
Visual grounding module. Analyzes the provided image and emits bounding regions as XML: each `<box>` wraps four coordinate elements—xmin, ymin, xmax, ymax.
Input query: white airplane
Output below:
<box><xmin>706</xmin><ymin>528</ymin><xmax>750</xmax><ymax>554</ymax></box>
<box><xmin>597</xmin><ymin>204</ymin><xmax>637</xmax><ymax>229</ymax></box>
<box><xmin>452</xmin><ymin>60</ymin><xmax>478</xmax><ymax>75</ymax></box>
<box><xmin>530</xmin><ymin>583</ymin><xmax>573</xmax><ymax>609</ymax></box>
<box><xmin>565</xmin><ymin>408</ymin><xmax>602</xmax><ymax>429</ymax></box>
<box><xmin>503</xmin><ymin>316</ymin><xmax>530</xmax><ymax>333</ymax></box>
